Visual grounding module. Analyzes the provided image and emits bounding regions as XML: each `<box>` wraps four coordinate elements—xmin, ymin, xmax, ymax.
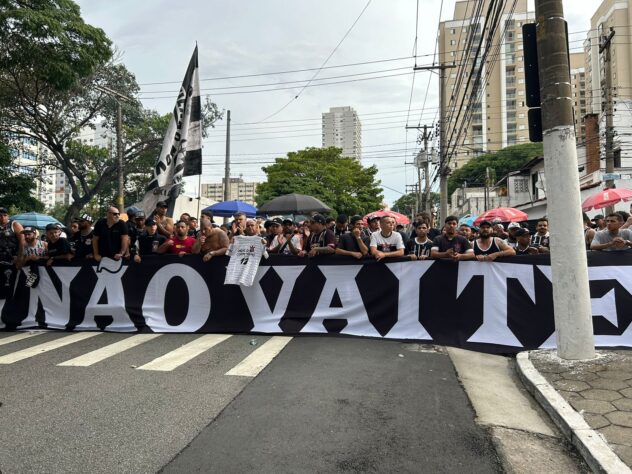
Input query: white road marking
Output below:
<box><xmin>0</xmin><ymin>332</ymin><xmax>43</xmax><ymax>347</ymax></box>
<box><xmin>0</xmin><ymin>332</ymin><xmax>102</xmax><ymax>364</ymax></box>
<box><xmin>226</xmin><ymin>336</ymin><xmax>292</xmax><ymax>377</ymax></box>
<box><xmin>57</xmin><ymin>334</ymin><xmax>163</xmax><ymax>367</ymax></box>
<box><xmin>136</xmin><ymin>334</ymin><xmax>232</xmax><ymax>372</ymax></box>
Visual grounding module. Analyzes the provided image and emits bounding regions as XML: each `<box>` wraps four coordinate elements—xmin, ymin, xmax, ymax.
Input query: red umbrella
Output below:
<box><xmin>581</xmin><ymin>188</ymin><xmax>632</xmax><ymax>212</ymax></box>
<box><xmin>363</xmin><ymin>210</ymin><xmax>411</xmax><ymax>225</ymax></box>
<box><xmin>474</xmin><ymin>207</ymin><xmax>528</xmax><ymax>226</ymax></box>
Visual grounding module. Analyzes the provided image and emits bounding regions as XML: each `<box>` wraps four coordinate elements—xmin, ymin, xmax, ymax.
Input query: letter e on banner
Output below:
<box><xmin>143</xmin><ymin>264</ymin><xmax>210</xmax><ymax>332</ymax></box>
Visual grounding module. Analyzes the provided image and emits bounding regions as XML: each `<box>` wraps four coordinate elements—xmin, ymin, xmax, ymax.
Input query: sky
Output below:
<box><xmin>75</xmin><ymin>0</ymin><xmax>597</xmax><ymax>207</ymax></box>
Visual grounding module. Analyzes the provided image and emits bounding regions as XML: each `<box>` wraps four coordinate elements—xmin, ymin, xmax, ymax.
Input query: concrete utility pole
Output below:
<box><xmin>414</xmin><ymin>63</ymin><xmax>456</xmax><ymax>222</ymax></box>
<box><xmin>223</xmin><ymin>110</ymin><xmax>231</xmax><ymax>202</ymax></box>
<box><xmin>600</xmin><ymin>28</ymin><xmax>616</xmax><ymax>214</ymax></box>
<box><xmin>536</xmin><ymin>0</ymin><xmax>595</xmax><ymax>359</ymax></box>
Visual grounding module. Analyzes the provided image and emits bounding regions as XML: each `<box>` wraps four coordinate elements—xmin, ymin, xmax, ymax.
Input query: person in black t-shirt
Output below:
<box><xmin>92</xmin><ymin>206</ymin><xmax>129</xmax><ymax>261</ymax></box>
<box><xmin>406</xmin><ymin>222</ymin><xmax>433</xmax><ymax>260</ymax></box>
<box><xmin>336</xmin><ymin>215</ymin><xmax>369</xmax><ymax>259</ymax></box>
<box><xmin>44</xmin><ymin>223</ymin><xmax>72</xmax><ymax>266</ymax></box>
<box><xmin>69</xmin><ymin>214</ymin><xmax>94</xmax><ymax>260</ymax></box>
<box><xmin>127</xmin><ymin>211</ymin><xmax>147</xmax><ymax>258</ymax></box>
<box><xmin>303</xmin><ymin>214</ymin><xmax>336</xmax><ymax>257</ymax></box>
<box><xmin>410</xmin><ymin>212</ymin><xmax>441</xmax><ymax>242</ymax></box>
<box><xmin>134</xmin><ymin>219</ymin><xmax>167</xmax><ymax>262</ymax></box>
<box><xmin>430</xmin><ymin>215</ymin><xmax>474</xmax><ymax>261</ymax></box>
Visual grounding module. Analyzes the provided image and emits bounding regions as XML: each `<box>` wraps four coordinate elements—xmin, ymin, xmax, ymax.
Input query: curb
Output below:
<box><xmin>516</xmin><ymin>352</ymin><xmax>631</xmax><ymax>474</ymax></box>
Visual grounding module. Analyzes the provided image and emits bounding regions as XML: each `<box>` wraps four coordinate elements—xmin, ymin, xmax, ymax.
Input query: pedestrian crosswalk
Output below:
<box><xmin>0</xmin><ymin>331</ymin><xmax>292</xmax><ymax>375</ymax></box>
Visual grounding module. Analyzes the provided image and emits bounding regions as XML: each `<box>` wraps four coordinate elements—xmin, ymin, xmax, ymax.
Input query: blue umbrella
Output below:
<box><xmin>458</xmin><ymin>215</ymin><xmax>476</xmax><ymax>228</ymax></box>
<box><xmin>11</xmin><ymin>212</ymin><xmax>63</xmax><ymax>230</ymax></box>
<box><xmin>203</xmin><ymin>200</ymin><xmax>257</xmax><ymax>218</ymax></box>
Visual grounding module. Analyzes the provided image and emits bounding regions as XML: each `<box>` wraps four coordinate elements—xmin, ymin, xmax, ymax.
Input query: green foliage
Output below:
<box><xmin>256</xmin><ymin>147</ymin><xmax>384</xmax><ymax>216</ymax></box>
<box><xmin>448</xmin><ymin>143</ymin><xmax>543</xmax><ymax>196</ymax></box>
<box><xmin>0</xmin><ymin>0</ymin><xmax>112</xmax><ymax>91</ymax></box>
<box><xmin>392</xmin><ymin>192</ymin><xmax>441</xmax><ymax>216</ymax></box>
<box><xmin>0</xmin><ymin>140</ymin><xmax>45</xmax><ymax>212</ymax></box>
<box><xmin>0</xmin><ymin>0</ymin><xmax>223</xmax><ymax>225</ymax></box>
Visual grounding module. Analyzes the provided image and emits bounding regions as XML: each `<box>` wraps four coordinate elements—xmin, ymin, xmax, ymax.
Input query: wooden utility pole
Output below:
<box><xmin>536</xmin><ymin>0</ymin><xmax>594</xmax><ymax>360</ymax></box>
<box><xmin>414</xmin><ymin>63</ymin><xmax>456</xmax><ymax>222</ymax></box>
<box><xmin>600</xmin><ymin>28</ymin><xmax>616</xmax><ymax>214</ymax></box>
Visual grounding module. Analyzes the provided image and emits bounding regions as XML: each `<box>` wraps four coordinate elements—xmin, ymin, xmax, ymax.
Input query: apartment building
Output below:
<box><xmin>583</xmin><ymin>0</ymin><xmax>632</xmax><ymax>170</ymax></box>
<box><xmin>201</xmin><ymin>177</ymin><xmax>258</xmax><ymax>206</ymax></box>
<box><xmin>570</xmin><ymin>52</ymin><xmax>588</xmax><ymax>143</ymax></box>
<box><xmin>439</xmin><ymin>0</ymin><xmax>534</xmax><ymax>170</ymax></box>
<box><xmin>321</xmin><ymin>106</ymin><xmax>362</xmax><ymax>160</ymax></box>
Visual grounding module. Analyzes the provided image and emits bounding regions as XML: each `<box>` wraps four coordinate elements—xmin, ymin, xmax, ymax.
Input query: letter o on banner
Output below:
<box><xmin>142</xmin><ymin>264</ymin><xmax>211</xmax><ymax>332</ymax></box>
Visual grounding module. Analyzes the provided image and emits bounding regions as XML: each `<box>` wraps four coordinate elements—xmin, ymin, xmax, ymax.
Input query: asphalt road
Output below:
<box><xmin>0</xmin><ymin>332</ymin><xmax>501</xmax><ymax>473</ymax></box>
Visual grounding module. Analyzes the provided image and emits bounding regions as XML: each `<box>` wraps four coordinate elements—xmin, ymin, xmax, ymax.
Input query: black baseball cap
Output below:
<box><xmin>45</xmin><ymin>223</ymin><xmax>61</xmax><ymax>231</ymax></box>
<box><xmin>479</xmin><ymin>220</ymin><xmax>493</xmax><ymax>227</ymax></box>
<box><xmin>367</xmin><ymin>214</ymin><xmax>380</xmax><ymax>223</ymax></box>
<box><xmin>156</xmin><ymin>201</ymin><xmax>168</xmax><ymax>208</ymax></box>
<box><xmin>0</xmin><ymin>207</ymin><xmax>8</xmax><ymax>214</ymax></box>
<box><xmin>282</xmin><ymin>218</ymin><xmax>294</xmax><ymax>225</ymax></box>
<box><xmin>145</xmin><ymin>218</ymin><xmax>156</xmax><ymax>226</ymax></box>
<box><xmin>77</xmin><ymin>213</ymin><xmax>94</xmax><ymax>223</ymax></box>
<box><xmin>135</xmin><ymin>211</ymin><xmax>146</xmax><ymax>219</ymax></box>
<box><xmin>515</xmin><ymin>228</ymin><xmax>530</xmax><ymax>237</ymax></box>
<box><xmin>271</xmin><ymin>217</ymin><xmax>283</xmax><ymax>225</ymax></box>
<box><xmin>312</xmin><ymin>214</ymin><xmax>326</xmax><ymax>225</ymax></box>
<box><xmin>592</xmin><ymin>214</ymin><xmax>604</xmax><ymax>221</ymax></box>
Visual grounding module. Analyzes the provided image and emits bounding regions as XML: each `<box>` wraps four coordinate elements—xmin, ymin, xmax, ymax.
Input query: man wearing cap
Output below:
<box><xmin>505</xmin><ymin>222</ymin><xmax>522</xmax><ymax>248</ymax></box>
<box><xmin>134</xmin><ymin>218</ymin><xmax>167</xmax><ymax>262</ymax></box>
<box><xmin>336</xmin><ymin>215</ymin><xmax>370</xmax><ymax>259</ymax></box>
<box><xmin>151</xmin><ymin>201</ymin><xmax>174</xmax><ymax>238</ymax></box>
<box><xmin>370</xmin><ymin>215</ymin><xmax>405</xmax><ymax>262</ymax></box>
<box><xmin>44</xmin><ymin>223</ymin><xmax>72</xmax><ymax>266</ymax></box>
<box><xmin>20</xmin><ymin>226</ymin><xmax>47</xmax><ymax>288</ymax></box>
<box><xmin>363</xmin><ymin>215</ymin><xmax>380</xmax><ymax>240</ymax></box>
<box><xmin>592</xmin><ymin>214</ymin><xmax>606</xmax><ymax>231</ymax></box>
<box><xmin>127</xmin><ymin>211</ymin><xmax>146</xmax><ymax>259</ymax></box>
<box><xmin>431</xmin><ymin>215</ymin><xmax>474</xmax><ymax>261</ymax></box>
<box><xmin>473</xmin><ymin>221</ymin><xmax>515</xmax><ymax>261</ymax></box>
<box><xmin>69</xmin><ymin>214</ymin><xmax>94</xmax><ymax>260</ymax></box>
<box><xmin>92</xmin><ymin>206</ymin><xmax>129</xmax><ymax>262</ymax></box>
<box><xmin>303</xmin><ymin>214</ymin><xmax>336</xmax><ymax>257</ymax></box>
<box><xmin>269</xmin><ymin>218</ymin><xmax>302</xmax><ymax>256</ymax></box>
<box><xmin>514</xmin><ymin>228</ymin><xmax>538</xmax><ymax>255</ymax></box>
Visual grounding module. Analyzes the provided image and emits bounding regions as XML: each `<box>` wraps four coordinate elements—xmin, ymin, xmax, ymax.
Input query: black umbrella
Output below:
<box><xmin>258</xmin><ymin>193</ymin><xmax>332</xmax><ymax>215</ymax></box>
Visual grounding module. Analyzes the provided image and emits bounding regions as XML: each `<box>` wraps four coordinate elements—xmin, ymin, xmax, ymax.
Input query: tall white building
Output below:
<box><xmin>321</xmin><ymin>106</ymin><xmax>362</xmax><ymax>160</ymax></box>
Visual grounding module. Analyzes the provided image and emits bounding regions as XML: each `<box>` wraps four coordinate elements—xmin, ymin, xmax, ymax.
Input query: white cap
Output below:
<box><xmin>507</xmin><ymin>222</ymin><xmax>521</xmax><ymax>229</ymax></box>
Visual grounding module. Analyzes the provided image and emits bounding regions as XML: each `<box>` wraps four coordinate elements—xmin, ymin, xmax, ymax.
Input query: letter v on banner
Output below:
<box><xmin>139</xmin><ymin>45</ymin><xmax>202</xmax><ymax>216</ymax></box>
<box><xmin>458</xmin><ymin>262</ymin><xmax>536</xmax><ymax>346</ymax></box>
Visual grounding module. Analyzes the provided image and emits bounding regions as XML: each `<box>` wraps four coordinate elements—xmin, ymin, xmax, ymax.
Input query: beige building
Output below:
<box><xmin>201</xmin><ymin>177</ymin><xmax>258</xmax><ymax>206</ymax></box>
<box><xmin>569</xmin><ymin>53</ymin><xmax>588</xmax><ymax>142</ymax></box>
<box><xmin>583</xmin><ymin>0</ymin><xmax>632</xmax><ymax>169</ymax></box>
<box><xmin>321</xmin><ymin>106</ymin><xmax>362</xmax><ymax>160</ymax></box>
<box><xmin>439</xmin><ymin>0</ymin><xmax>534</xmax><ymax>170</ymax></box>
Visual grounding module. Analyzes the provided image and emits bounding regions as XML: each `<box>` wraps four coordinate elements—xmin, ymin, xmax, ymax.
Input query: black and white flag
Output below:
<box><xmin>141</xmin><ymin>45</ymin><xmax>202</xmax><ymax>215</ymax></box>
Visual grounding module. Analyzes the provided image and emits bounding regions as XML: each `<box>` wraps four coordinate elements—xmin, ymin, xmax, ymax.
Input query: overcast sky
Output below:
<box><xmin>76</xmin><ymin>0</ymin><xmax>596</xmax><ymax>206</ymax></box>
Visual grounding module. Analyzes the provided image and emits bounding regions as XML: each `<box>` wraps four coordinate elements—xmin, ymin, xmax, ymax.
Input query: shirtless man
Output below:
<box><xmin>193</xmin><ymin>221</ymin><xmax>230</xmax><ymax>262</ymax></box>
<box><xmin>151</xmin><ymin>201</ymin><xmax>174</xmax><ymax>238</ymax></box>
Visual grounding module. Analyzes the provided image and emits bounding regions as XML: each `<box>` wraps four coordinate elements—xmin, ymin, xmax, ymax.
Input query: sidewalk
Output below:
<box><xmin>517</xmin><ymin>350</ymin><xmax>632</xmax><ymax>473</ymax></box>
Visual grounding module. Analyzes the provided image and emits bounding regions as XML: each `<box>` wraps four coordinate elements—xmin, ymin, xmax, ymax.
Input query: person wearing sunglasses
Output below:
<box><xmin>92</xmin><ymin>206</ymin><xmax>129</xmax><ymax>262</ymax></box>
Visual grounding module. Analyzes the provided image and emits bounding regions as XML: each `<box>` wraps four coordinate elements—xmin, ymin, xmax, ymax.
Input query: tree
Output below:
<box><xmin>256</xmin><ymin>147</ymin><xmax>384</xmax><ymax>216</ymax></box>
<box><xmin>0</xmin><ymin>139</ymin><xmax>45</xmax><ymax>212</ymax></box>
<box><xmin>392</xmin><ymin>192</ymin><xmax>441</xmax><ymax>216</ymax></box>
<box><xmin>0</xmin><ymin>1</ymin><xmax>222</xmax><ymax>225</ymax></box>
<box><xmin>447</xmin><ymin>143</ymin><xmax>543</xmax><ymax>196</ymax></box>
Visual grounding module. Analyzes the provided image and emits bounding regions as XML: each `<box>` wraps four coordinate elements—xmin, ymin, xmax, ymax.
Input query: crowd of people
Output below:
<box><xmin>1</xmin><ymin>200</ymin><xmax>632</xmax><ymax>290</ymax></box>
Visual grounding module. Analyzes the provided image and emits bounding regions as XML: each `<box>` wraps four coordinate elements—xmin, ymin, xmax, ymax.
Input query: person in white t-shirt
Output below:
<box><xmin>369</xmin><ymin>216</ymin><xmax>405</xmax><ymax>261</ymax></box>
